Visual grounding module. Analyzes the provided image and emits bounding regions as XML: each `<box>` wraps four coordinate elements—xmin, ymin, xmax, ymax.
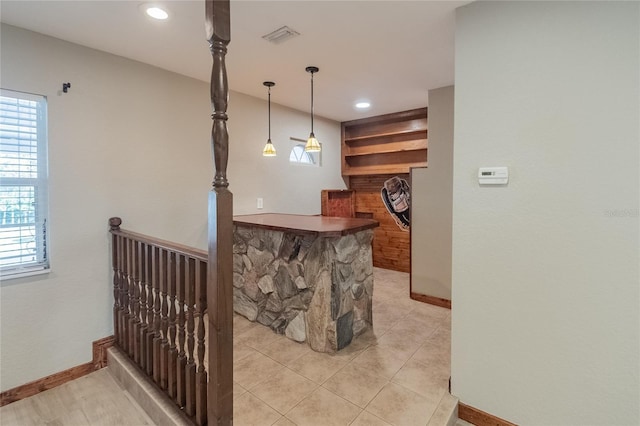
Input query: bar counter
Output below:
<box><xmin>233</xmin><ymin>213</ymin><xmax>379</xmax><ymax>237</ymax></box>
<box><xmin>232</xmin><ymin>213</ymin><xmax>379</xmax><ymax>353</ymax></box>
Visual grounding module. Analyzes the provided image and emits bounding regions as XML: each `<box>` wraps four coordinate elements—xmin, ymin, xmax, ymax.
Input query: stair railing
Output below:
<box><xmin>109</xmin><ymin>217</ymin><xmax>210</xmax><ymax>425</ymax></box>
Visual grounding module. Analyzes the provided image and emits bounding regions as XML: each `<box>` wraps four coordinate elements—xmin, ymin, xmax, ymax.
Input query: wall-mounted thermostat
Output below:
<box><xmin>478</xmin><ymin>167</ymin><xmax>509</xmax><ymax>185</ymax></box>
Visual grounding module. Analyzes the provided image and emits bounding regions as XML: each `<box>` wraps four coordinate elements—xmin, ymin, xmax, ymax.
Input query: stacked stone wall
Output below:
<box><xmin>233</xmin><ymin>226</ymin><xmax>374</xmax><ymax>352</ymax></box>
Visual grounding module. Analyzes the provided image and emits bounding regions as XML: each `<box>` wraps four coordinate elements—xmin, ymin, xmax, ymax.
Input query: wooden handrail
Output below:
<box><xmin>109</xmin><ymin>218</ymin><xmax>207</xmax><ymax>261</ymax></box>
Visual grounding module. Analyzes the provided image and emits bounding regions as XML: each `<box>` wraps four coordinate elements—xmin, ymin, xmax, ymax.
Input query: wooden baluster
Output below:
<box><xmin>138</xmin><ymin>242</ymin><xmax>148</xmax><ymax>371</ymax></box>
<box><xmin>185</xmin><ymin>256</ymin><xmax>197</xmax><ymax>417</ymax></box>
<box><xmin>135</xmin><ymin>241</ymin><xmax>147</xmax><ymax>366</ymax></box>
<box><xmin>127</xmin><ymin>238</ymin><xmax>134</xmax><ymax>357</ymax></box>
<box><xmin>153</xmin><ymin>247</ymin><xmax>162</xmax><ymax>384</ymax></box>
<box><xmin>206</xmin><ymin>0</ymin><xmax>234</xmax><ymax>424</ymax></box>
<box><xmin>146</xmin><ymin>244</ymin><xmax>156</xmax><ymax>376</ymax></box>
<box><xmin>159</xmin><ymin>249</ymin><xmax>169</xmax><ymax>389</ymax></box>
<box><xmin>167</xmin><ymin>252</ymin><xmax>178</xmax><ymax>398</ymax></box>
<box><xmin>125</xmin><ymin>238</ymin><xmax>131</xmax><ymax>354</ymax></box>
<box><xmin>117</xmin><ymin>234</ymin><xmax>125</xmax><ymax>348</ymax></box>
<box><xmin>195</xmin><ymin>260</ymin><xmax>208</xmax><ymax>426</ymax></box>
<box><xmin>176</xmin><ymin>255</ymin><xmax>188</xmax><ymax>407</ymax></box>
<box><xmin>117</xmin><ymin>235</ymin><xmax>125</xmax><ymax>348</ymax></box>
<box><xmin>125</xmin><ymin>238</ymin><xmax>135</xmax><ymax>359</ymax></box>
<box><xmin>128</xmin><ymin>238</ymin><xmax>138</xmax><ymax>358</ymax></box>
<box><xmin>133</xmin><ymin>240</ymin><xmax>143</xmax><ymax>365</ymax></box>
<box><xmin>109</xmin><ymin>218</ymin><xmax>122</xmax><ymax>347</ymax></box>
<box><xmin>121</xmin><ymin>236</ymin><xmax>130</xmax><ymax>354</ymax></box>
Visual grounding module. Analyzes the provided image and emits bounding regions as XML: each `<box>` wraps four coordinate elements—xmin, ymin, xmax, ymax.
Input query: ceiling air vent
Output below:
<box><xmin>262</xmin><ymin>26</ymin><xmax>300</xmax><ymax>44</ymax></box>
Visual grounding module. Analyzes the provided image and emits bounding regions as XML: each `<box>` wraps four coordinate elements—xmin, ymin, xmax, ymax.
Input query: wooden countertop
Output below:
<box><xmin>233</xmin><ymin>213</ymin><xmax>379</xmax><ymax>237</ymax></box>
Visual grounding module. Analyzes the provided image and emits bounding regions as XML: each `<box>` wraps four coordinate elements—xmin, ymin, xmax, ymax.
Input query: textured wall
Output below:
<box><xmin>452</xmin><ymin>2</ymin><xmax>639</xmax><ymax>424</ymax></box>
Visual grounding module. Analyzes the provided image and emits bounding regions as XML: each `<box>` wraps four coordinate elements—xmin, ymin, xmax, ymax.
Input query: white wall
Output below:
<box><xmin>0</xmin><ymin>24</ymin><xmax>343</xmax><ymax>391</ymax></box>
<box><xmin>228</xmin><ymin>95</ymin><xmax>344</xmax><ymax>216</ymax></box>
<box><xmin>411</xmin><ymin>85</ymin><xmax>454</xmax><ymax>301</ymax></box>
<box><xmin>451</xmin><ymin>2</ymin><xmax>639</xmax><ymax>425</ymax></box>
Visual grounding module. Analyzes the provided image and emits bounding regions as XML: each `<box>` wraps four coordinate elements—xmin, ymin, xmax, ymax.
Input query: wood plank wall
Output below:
<box><xmin>350</xmin><ymin>174</ymin><xmax>410</xmax><ymax>272</ymax></box>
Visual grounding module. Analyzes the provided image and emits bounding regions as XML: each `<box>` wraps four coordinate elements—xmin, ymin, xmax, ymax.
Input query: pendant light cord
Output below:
<box><xmin>268</xmin><ymin>85</ymin><xmax>271</xmax><ymax>140</ymax></box>
<box><xmin>303</xmin><ymin>66</ymin><xmax>320</xmax><ymax>152</ymax></box>
<box><xmin>310</xmin><ymin>71</ymin><xmax>314</xmax><ymax>133</ymax></box>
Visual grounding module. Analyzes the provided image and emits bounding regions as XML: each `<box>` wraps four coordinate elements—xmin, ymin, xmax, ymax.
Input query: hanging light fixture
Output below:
<box><xmin>305</xmin><ymin>66</ymin><xmax>321</xmax><ymax>152</ymax></box>
<box><xmin>262</xmin><ymin>81</ymin><xmax>276</xmax><ymax>157</ymax></box>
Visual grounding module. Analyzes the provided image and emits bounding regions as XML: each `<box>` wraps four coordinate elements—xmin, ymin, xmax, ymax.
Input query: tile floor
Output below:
<box><xmin>0</xmin><ymin>267</ymin><xmax>453</xmax><ymax>426</ymax></box>
<box><xmin>0</xmin><ymin>369</ymin><xmax>154</xmax><ymax>425</ymax></box>
<box><xmin>231</xmin><ymin>267</ymin><xmax>452</xmax><ymax>426</ymax></box>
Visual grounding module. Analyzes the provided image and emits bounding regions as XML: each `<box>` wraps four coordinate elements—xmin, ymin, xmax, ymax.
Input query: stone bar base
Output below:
<box><xmin>233</xmin><ymin>225</ymin><xmax>374</xmax><ymax>352</ymax></box>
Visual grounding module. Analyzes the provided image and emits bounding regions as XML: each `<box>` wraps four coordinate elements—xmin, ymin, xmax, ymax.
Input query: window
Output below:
<box><xmin>289</xmin><ymin>144</ymin><xmax>315</xmax><ymax>165</ymax></box>
<box><xmin>288</xmin><ymin>138</ymin><xmax>321</xmax><ymax>166</ymax></box>
<box><xmin>0</xmin><ymin>89</ymin><xmax>49</xmax><ymax>278</ymax></box>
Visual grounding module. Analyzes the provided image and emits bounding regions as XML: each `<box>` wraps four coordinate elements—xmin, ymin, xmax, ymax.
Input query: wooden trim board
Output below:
<box><xmin>0</xmin><ymin>336</ymin><xmax>115</xmax><ymax>407</ymax></box>
<box><xmin>458</xmin><ymin>402</ymin><xmax>518</xmax><ymax>426</ymax></box>
<box><xmin>0</xmin><ymin>362</ymin><xmax>95</xmax><ymax>407</ymax></box>
<box><xmin>92</xmin><ymin>335</ymin><xmax>115</xmax><ymax>369</ymax></box>
<box><xmin>410</xmin><ymin>292</ymin><xmax>451</xmax><ymax>309</ymax></box>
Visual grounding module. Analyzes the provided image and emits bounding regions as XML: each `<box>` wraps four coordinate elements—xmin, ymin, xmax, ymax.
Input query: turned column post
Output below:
<box><xmin>109</xmin><ymin>217</ymin><xmax>122</xmax><ymax>345</ymax></box>
<box><xmin>205</xmin><ymin>0</ymin><xmax>233</xmax><ymax>424</ymax></box>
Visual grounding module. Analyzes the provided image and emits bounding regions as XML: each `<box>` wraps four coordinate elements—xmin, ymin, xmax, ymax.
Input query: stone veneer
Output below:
<box><xmin>233</xmin><ymin>225</ymin><xmax>374</xmax><ymax>352</ymax></box>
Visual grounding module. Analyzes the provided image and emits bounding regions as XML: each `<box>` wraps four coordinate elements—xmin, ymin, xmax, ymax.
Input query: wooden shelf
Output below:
<box><xmin>342</xmin><ymin>161</ymin><xmax>427</xmax><ymax>176</ymax></box>
<box><xmin>341</xmin><ymin>108</ymin><xmax>427</xmax><ymax>177</ymax></box>
<box><xmin>344</xmin><ymin>128</ymin><xmax>426</xmax><ymax>143</ymax></box>
<box><xmin>345</xmin><ymin>148</ymin><xmax>426</xmax><ymax>158</ymax></box>
<box><xmin>344</xmin><ymin>140</ymin><xmax>427</xmax><ymax>157</ymax></box>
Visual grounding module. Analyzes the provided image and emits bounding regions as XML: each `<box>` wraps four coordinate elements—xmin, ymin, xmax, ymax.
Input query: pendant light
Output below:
<box><xmin>262</xmin><ymin>81</ymin><xmax>276</xmax><ymax>157</ymax></box>
<box><xmin>304</xmin><ymin>66</ymin><xmax>321</xmax><ymax>152</ymax></box>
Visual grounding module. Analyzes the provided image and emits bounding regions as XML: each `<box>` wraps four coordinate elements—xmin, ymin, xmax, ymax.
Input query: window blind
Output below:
<box><xmin>0</xmin><ymin>89</ymin><xmax>49</xmax><ymax>277</ymax></box>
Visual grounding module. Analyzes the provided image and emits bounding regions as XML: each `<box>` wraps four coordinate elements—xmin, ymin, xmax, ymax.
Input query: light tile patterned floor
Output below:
<box><xmin>0</xmin><ymin>369</ymin><xmax>154</xmax><ymax>425</ymax></box>
<box><xmin>0</xmin><ymin>267</ymin><xmax>452</xmax><ymax>426</ymax></box>
<box><xmin>232</xmin><ymin>267</ymin><xmax>452</xmax><ymax>426</ymax></box>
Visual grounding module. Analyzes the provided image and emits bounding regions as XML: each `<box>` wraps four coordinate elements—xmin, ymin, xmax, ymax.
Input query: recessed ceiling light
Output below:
<box><xmin>142</xmin><ymin>4</ymin><xmax>169</xmax><ymax>20</ymax></box>
<box><xmin>355</xmin><ymin>101</ymin><xmax>371</xmax><ymax>109</ymax></box>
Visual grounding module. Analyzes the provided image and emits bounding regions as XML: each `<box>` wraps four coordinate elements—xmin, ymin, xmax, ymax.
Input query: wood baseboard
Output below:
<box><xmin>0</xmin><ymin>335</ymin><xmax>115</xmax><ymax>407</ymax></box>
<box><xmin>92</xmin><ymin>335</ymin><xmax>116</xmax><ymax>369</ymax></box>
<box><xmin>410</xmin><ymin>292</ymin><xmax>451</xmax><ymax>309</ymax></box>
<box><xmin>0</xmin><ymin>362</ymin><xmax>95</xmax><ymax>407</ymax></box>
<box><xmin>458</xmin><ymin>402</ymin><xmax>517</xmax><ymax>426</ymax></box>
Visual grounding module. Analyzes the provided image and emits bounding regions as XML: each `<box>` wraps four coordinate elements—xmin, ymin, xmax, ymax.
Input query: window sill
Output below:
<box><xmin>0</xmin><ymin>267</ymin><xmax>51</xmax><ymax>282</ymax></box>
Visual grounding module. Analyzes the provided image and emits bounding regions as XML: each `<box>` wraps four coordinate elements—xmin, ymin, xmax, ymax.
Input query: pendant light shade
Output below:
<box><xmin>262</xmin><ymin>81</ymin><xmax>276</xmax><ymax>157</ymax></box>
<box><xmin>262</xmin><ymin>139</ymin><xmax>276</xmax><ymax>156</ymax></box>
<box><xmin>305</xmin><ymin>66</ymin><xmax>321</xmax><ymax>152</ymax></box>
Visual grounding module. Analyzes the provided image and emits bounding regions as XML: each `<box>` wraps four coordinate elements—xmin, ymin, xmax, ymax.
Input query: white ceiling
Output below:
<box><xmin>0</xmin><ymin>0</ymin><xmax>470</xmax><ymax>122</ymax></box>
